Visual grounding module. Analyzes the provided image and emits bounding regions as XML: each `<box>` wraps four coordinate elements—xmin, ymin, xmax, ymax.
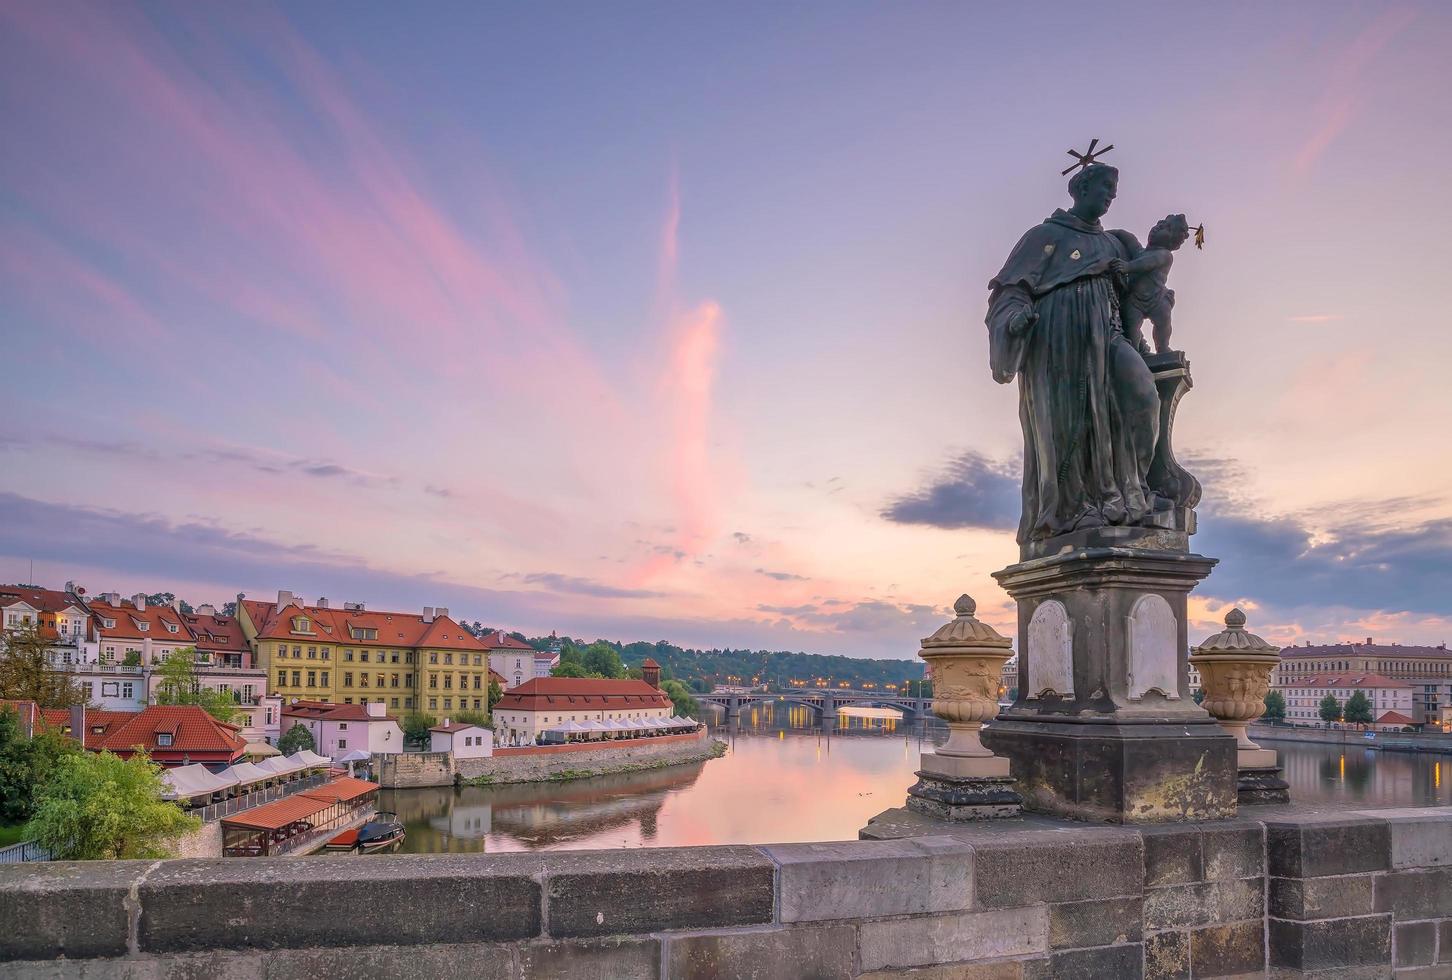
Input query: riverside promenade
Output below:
<box><xmin>4</xmin><ymin>803</ymin><xmax>1451</xmax><ymax>977</ymax></box>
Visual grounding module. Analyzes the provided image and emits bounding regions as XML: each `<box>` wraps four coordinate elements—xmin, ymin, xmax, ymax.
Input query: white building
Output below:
<box><xmin>493</xmin><ymin>676</ymin><xmax>673</xmax><ymax>746</ymax></box>
<box><xmin>1277</xmin><ymin>671</ymin><xmax>1415</xmax><ymax>727</ymax></box>
<box><xmin>281</xmin><ymin>699</ymin><xmax>403</xmax><ymax>760</ymax></box>
<box><xmin>484</xmin><ymin>631</ymin><xmax>538</xmax><ymax>689</ymax></box>
<box><xmin>1</xmin><ymin>582</ymin><xmax>93</xmax><ymax>666</ymax></box>
<box><xmin>430</xmin><ymin>720</ymin><xmax>493</xmax><ymax>758</ymax></box>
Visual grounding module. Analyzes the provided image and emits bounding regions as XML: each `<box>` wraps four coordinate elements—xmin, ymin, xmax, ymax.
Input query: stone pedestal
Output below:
<box><xmin>904</xmin><ymin>595</ymin><xmax>1021</xmax><ymax>821</ymax></box>
<box><xmin>983</xmin><ymin>545</ymin><xmax>1238</xmax><ymax>823</ymax></box>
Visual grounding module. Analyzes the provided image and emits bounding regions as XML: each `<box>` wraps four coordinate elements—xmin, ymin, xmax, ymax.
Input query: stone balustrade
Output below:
<box><xmin>3</xmin><ymin>805</ymin><xmax>1450</xmax><ymax>978</ymax></box>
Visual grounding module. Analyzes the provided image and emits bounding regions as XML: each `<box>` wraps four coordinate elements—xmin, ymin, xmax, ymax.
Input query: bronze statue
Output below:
<box><xmin>1112</xmin><ymin>214</ymin><xmax>1191</xmax><ymax>355</ymax></box>
<box><xmin>986</xmin><ymin>149</ymin><xmax>1184</xmax><ymax>547</ymax></box>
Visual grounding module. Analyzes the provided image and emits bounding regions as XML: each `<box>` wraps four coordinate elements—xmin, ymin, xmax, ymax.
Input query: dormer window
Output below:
<box><xmin>137</xmin><ymin>622</ymin><xmax>149</xmax><ymax>632</ymax></box>
<box><xmin>291</xmin><ymin>616</ymin><xmax>313</xmax><ymax>634</ymax></box>
<box><xmin>102</xmin><ymin>618</ymin><xmax>116</xmax><ymax>629</ymax></box>
<box><xmin>156</xmin><ymin>733</ymin><xmax>173</xmax><ymax>747</ymax></box>
<box><xmin>166</xmin><ymin>623</ymin><xmax>178</xmax><ymax>633</ymax></box>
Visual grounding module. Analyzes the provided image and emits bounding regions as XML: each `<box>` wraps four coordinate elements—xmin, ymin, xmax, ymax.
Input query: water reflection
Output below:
<box><xmin>377</xmin><ymin>704</ymin><xmax>1452</xmax><ymax>854</ymax></box>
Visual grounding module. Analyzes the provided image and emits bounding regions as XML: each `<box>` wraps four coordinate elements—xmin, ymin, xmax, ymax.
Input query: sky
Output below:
<box><xmin>2</xmin><ymin>1</ymin><xmax>1451</xmax><ymax>658</ymax></box>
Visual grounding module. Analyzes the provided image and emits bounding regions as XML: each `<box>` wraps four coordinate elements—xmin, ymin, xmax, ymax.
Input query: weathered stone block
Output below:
<box><xmin>1201</xmin><ymin>824</ymin><xmax>1265</xmax><ymax>882</ymax></box>
<box><xmin>1268</xmin><ymin>914</ymin><xmax>1391</xmax><ymax>971</ymax></box>
<box><xmin>1048</xmin><ymin>897</ymin><xmax>1143</xmax><ymax>950</ymax></box>
<box><xmin>856</xmin><ymin>964</ymin><xmax>1024</xmax><ymax>980</ymax></box>
<box><xmin>764</xmin><ymin>837</ymin><xmax>972</xmax><ymax>923</ymax></box>
<box><xmin>137</xmin><ymin>855</ymin><xmax>543</xmax><ymax>953</ymax></box>
<box><xmin>264</xmin><ymin>943</ymin><xmax>515</xmax><ymax>980</ymax></box>
<box><xmin>857</xmin><ymin>906</ymin><xmax>1048</xmax><ymax>972</ymax></box>
<box><xmin>1144</xmin><ymin>930</ymin><xmax>1190</xmax><ymax>980</ymax></box>
<box><xmin>1356</xmin><ymin>808</ymin><xmax>1452</xmax><ymax>870</ymax></box>
<box><xmin>1442</xmin><ymin>919</ymin><xmax>1452</xmax><ymax>964</ymax></box>
<box><xmin>1144</xmin><ymin>878</ymin><xmax>1261</xmax><ymax>931</ymax></box>
<box><xmin>1023</xmin><ymin>943</ymin><xmax>1143</xmax><ymax>979</ymax></box>
<box><xmin>1141</xmin><ymin>826</ymin><xmax>1204</xmax><ymax>887</ymax></box>
<box><xmin>1265</xmin><ymin>816</ymin><xmax>1391</xmax><ymax>879</ymax></box>
<box><xmin>970</xmin><ymin>828</ymin><xmax>1143</xmax><ymax>908</ymax></box>
<box><xmin>545</xmin><ymin>846</ymin><xmax>773</xmax><ymax>939</ymax></box>
<box><xmin>520</xmin><ymin>937</ymin><xmax>659</xmax><ymax>980</ymax></box>
<box><xmin>1395</xmin><ymin>921</ymin><xmax>1437</xmax><ymax>969</ymax></box>
<box><xmin>1191</xmin><ymin>919</ymin><xmax>1264</xmax><ymax>977</ymax></box>
<box><xmin>1268</xmin><ymin>874</ymin><xmax>1375</xmax><ymax>921</ymax></box>
<box><xmin>6</xmin><ymin>953</ymin><xmax>265</xmax><ymax>979</ymax></box>
<box><xmin>667</xmin><ymin>924</ymin><xmax>854</xmax><ymax>980</ymax></box>
<box><xmin>0</xmin><ymin>862</ymin><xmax>143</xmax><ymax>961</ymax></box>
<box><xmin>1376</xmin><ymin>868</ymin><xmax>1452</xmax><ymax>918</ymax></box>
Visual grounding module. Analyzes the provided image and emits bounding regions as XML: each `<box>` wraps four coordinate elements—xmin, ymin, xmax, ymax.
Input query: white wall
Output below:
<box><xmin>430</xmin><ymin>726</ymin><xmax>492</xmax><ymax>758</ymax></box>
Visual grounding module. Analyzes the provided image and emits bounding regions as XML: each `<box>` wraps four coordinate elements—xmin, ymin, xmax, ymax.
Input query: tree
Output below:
<box><xmin>277</xmin><ymin>723</ymin><xmax>315</xmax><ymax>755</ymax></box>
<box><xmin>1344</xmin><ymin>690</ymin><xmax>1374</xmax><ymax>726</ymax></box>
<box><xmin>121</xmin><ymin>650</ymin><xmax>142</xmax><ymax>667</ymax></box>
<box><xmin>487</xmin><ymin>678</ymin><xmax>503</xmax><ymax>714</ymax></box>
<box><xmin>552</xmin><ymin>661</ymin><xmax>592</xmax><ymax>679</ymax></box>
<box><xmin>0</xmin><ymin>622</ymin><xmax>84</xmax><ymax>708</ymax></box>
<box><xmin>402</xmin><ymin>712</ymin><xmax>437</xmax><ymax>749</ymax></box>
<box><xmin>1263</xmin><ymin>690</ymin><xmax>1287</xmax><ymax>723</ymax></box>
<box><xmin>152</xmin><ymin>648</ymin><xmax>242</xmax><ymax>724</ymax></box>
<box><xmin>1319</xmin><ymin>693</ymin><xmax>1343</xmax><ymax>724</ymax></box>
<box><xmin>582</xmin><ymin>642</ymin><xmax>625</xmax><ymax>679</ymax></box>
<box><xmin>220</xmin><ymin>601</ymin><xmax>238</xmax><ymax>617</ymax></box>
<box><xmin>26</xmin><ymin>750</ymin><xmax>199</xmax><ymax>859</ymax></box>
<box><xmin>450</xmin><ymin>709</ymin><xmax>490</xmax><ymax>728</ymax></box>
<box><xmin>660</xmin><ymin>679</ymin><xmax>699</xmax><ymax>719</ymax></box>
<box><xmin>0</xmin><ymin>705</ymin><xmax>82</xmax><ymax>825</ymax></box>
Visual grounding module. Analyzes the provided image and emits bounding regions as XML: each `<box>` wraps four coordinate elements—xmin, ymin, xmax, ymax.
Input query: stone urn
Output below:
<box><xmin>1190</xmin><ymin>608</ymin><xmax>1289</xmax><ymax>804</ymax></box>
<box><xmin>906</xmin><ymin>594</ymin><xmax>1021</xmax><ymax>820</ymax></box>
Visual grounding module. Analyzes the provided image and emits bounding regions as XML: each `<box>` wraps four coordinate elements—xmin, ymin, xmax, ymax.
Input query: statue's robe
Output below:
<box><xmin>986</xmin><ymin>209</ymin><xmax>1160</xmax><ymax>545</ymax></box>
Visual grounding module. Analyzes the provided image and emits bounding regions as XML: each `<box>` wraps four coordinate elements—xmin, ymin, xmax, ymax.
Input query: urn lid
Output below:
<box><xmin>921</xmin><ymin>594</ymin><xmax>1013</xmax><ymax>651</ymax></box>
<box><xmin>1193</xmin><ymin>607</ymin><xmax>1279</xmax><ymax>656</ymax></box>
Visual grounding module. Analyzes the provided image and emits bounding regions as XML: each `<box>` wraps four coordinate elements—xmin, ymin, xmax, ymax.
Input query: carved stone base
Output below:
<box><xmin>1238</xmin><ymin>766</ymin><xmax>1290</xmax><ymax>806</ymax></box>
<box><xmin>982</xmin><ymin>718</ymin><xmax>1237</xmax><ymax>823</ymax></box>
<box><xmin>906</xmin><ymin>771</ymin><xmax>1021</xmax><ymax>821</ymax></box>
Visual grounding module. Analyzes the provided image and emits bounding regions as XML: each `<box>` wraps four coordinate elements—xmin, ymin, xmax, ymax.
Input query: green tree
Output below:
<box><xmin>450</xmin><ymin>709</ymin><xmax>490</xmax><ymax>728</ymax></box>
<box><xmin>144</xmin><ymin>593</ymin><xmax>194</xmax><ymax>614</ymax></box>
<box><xmin>0</xmin><ymin>622</ymin><xmax>84</xmax><ymax>708</ymax></box>
<box><xmin>26</xmin><ymin>750</ymin><xmax>199</xmax><ymax>859</ymax></box>
<box><xmin>0</xmin><ymin>705</ymin><xmax>82</xmax><ymax>824</ymax></box>
<box><xmin>1263</xmin><ymin>690</ymin><xmax>1286</xmax><ymax>723</ymax></box>
<box><xmin>1318</xmin><ymin>693</ymin><xmax>1343</xmax><ymax>724</ymax></box>
<box><xmin>151</xmin><ymin>648</ymin><xmax>242</xmax><ymax>724</ymax></box>
<box><xmin>582</xmin><ymin>642</ymin><xmax>624</xmax><ymax>679</ymax></box>
<box><xmin>1344</xmin><ymin>690</ymin><xmax>1374</xmax><ymax>726</ymax></box>
<box><xmin>402</xmin><ymin>712</ymin><xmax>437</xmax><ymax>749</ymax></box>
<box><xmin>552</xmin><ymin>661</ymin><xmax>592</xmax><ymax>679</ymax></box>
<box><xmin>277</xmin><ymin>723</ymin><xmax>315</xmax><ymax>755</ymax></box>
<box><xmin>121</xmin><ymin>650</ymin><xmax>142</xmax><ymax>667</ymax></box>
<box><xmin>487</xmin><ymin>678</ymin><xmax>503</xmax><ymax>714</ymax></box>
<box><xmin>660</xmin><ymin>679</ymin><xmax>699</xmax><ymax>719</ymax></box>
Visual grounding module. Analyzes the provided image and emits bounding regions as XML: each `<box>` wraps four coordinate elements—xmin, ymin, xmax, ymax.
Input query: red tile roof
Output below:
<box><xmin>0</xmin><ymin>585</ymin><xmax>88</xmax><ymax>615</ymax></box>
<box><xmin>430</xmin><ymin>721</ymin><xmax>488</xmax><ymax>733</ymax></box>
<box><xmin>220</xmin><ymin>792</ymin><xmax>336</xmax><ymax>832</ymax></box>
<box><xmin>37</xmin><ymin>708</ymin><xmax>138</xmax><ymax>749</ymax></box>
<box><xmin>243</xmin><ymin>599</ymin><xmax>487</xmax><ymax>651</ymax></box>
<box><xmin>281</xmin><ymin>700</ymin><xmax>396</xmax><ymax>723</ymax></box>
<box><xmin>1282</xmin><ymin>642</ymin><xmax>1452</xmax><ymax>659</ymax></box>
<box><xmin>88</xmin><ymin>598</ymin><xmax>195</xmax><ymax>644</ymax></box>
<box><xmin>497</xmin><ymin>677</ymin><xmax>671</xmax><ymax>711</ymax></box>
<box><xmin>481</xmin><ymin>630</ymin><xmax>533</xmax><ymax>651</ymax></box>
<box><xmin>1377</xmin><ymin>710</ymin><xmax>1415</xmax><ymax>726</ymax></box>
<box><xmin>181</xmin><ymin>610</ymin><xmax>248</xmax><ymax>654</ymax></box>
<box><xmin>641</xmin><ymin>657</ymin><xmax>661</xmax><ymax>669</ymax></box>
<box><xmin>39</xmin><ymin>705</ymin><xmax>246</xmax><ymax>761</ymax></box>
<box><xmin>1291</xmin><ymin>673</ymin><xmax>1413</xmax><ymax>690</ymax></box>
<box><xmin>300</xmin><ymin>776</ymin><xmax>379</xmax><ymax>804</ymax></box>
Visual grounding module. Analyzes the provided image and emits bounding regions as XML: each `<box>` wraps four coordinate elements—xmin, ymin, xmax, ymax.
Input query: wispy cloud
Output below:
<box><xmin>1287</xmin><ymin>314</ymin><xmax>1344</xmax><ymax>324</ymax></box>
<box><xmin>514</xmin><ymin>573</ymin><xmax>665</xmax><ymax>600</ymax></box>
<box><xmin>881</xmin><ymin>451</ymin><xmax>1019</xmax><ymax>531</ymax></box>
<box><xmin>756</xmin><ymin>568</ymin><xmax>809</xmax><ymax>582</ymax></box>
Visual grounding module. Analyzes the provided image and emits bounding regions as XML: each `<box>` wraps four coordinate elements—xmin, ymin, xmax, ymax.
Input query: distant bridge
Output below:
<box><xmin>697</xmin><ymin>690</ymin><xmax>933</xmax><ymax>723</ymax></box>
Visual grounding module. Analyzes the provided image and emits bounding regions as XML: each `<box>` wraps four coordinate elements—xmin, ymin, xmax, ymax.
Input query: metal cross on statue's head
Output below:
<box><xmin>1061</xmin><ymin>138</ymin><xmax>1115</xmax><ymax>176</ymax></box>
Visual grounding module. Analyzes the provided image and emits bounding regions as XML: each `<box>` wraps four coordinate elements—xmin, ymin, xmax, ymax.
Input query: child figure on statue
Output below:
<box><xmin>1111</xmin><ymin>213</ymin><xmax>1191</xmax><ymax>355</ymax></box>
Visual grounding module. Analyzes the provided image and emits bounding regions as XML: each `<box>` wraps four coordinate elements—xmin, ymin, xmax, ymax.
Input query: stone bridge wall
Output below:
<box><xmin>1252</xmin><ymin>723</ymin><xmax>1452</xmax><ymax>754</ymax></box>
<box><xmin>376</xmin><ymin>750</ymin><xmax>455</xmax><ymax>788</ymax></box>
<box><xmin>4</xmin><ymin>806</ymin><xmax>1451</xmax><ymax>978</ymax></box>
<box><xmin>459</xmin><ymin>730</ymin><xmax>716</xmax><ymax>784</ymax></box>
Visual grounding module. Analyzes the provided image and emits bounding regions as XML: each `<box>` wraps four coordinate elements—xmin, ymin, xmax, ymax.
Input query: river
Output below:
<box><xmin>376</xmin><ymin>704</ymin><xmax>1452</xmax><ymax>854</ymax></box>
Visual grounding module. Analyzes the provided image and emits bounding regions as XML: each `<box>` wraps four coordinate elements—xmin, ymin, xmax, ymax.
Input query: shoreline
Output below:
<box><xmin>460</xmin><ymin>737</ymin><xmax>726</xmax><ymax>786</ymax></box>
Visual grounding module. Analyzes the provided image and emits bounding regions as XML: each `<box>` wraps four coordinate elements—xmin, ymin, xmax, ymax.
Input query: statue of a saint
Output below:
<box><xmin>986</xmin><ymin>162</ymin><xmax>1170</xmax><ymax>547</ymax></box>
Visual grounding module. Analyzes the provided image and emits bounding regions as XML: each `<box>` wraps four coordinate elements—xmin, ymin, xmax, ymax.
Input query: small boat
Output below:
<box><xmin>354</xmin><ymin>811</ymin><xmax>406</xmax><ymax>853</ymax></box>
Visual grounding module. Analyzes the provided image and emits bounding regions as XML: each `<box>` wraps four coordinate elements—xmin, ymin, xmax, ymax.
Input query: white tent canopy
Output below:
<box><xmin>227</xmin><ymin>761</ymin><xmax>272</xmax><ymax>785</ymax></box>
<box><xmin>546</xmin><ymin>720</ymin><xmax>591</xmax><ymax>734</ymax></box>
<box><xmin>160</xmin><ymin>764</ymin><xmax>238</xmax><ymax>800</ymax></box>
<box><xmin>255</xmin><ymin>756</ymin><xmax>303</xmax><ymax>776</ymax></box>
<box><xmin>242</xmin><ymin>741</ymin><xmax>282</xmax><ymax>757</ymax></box>
<box><xmin>336</xmin><ymin>749</ymin><xmax>372</xmax><ymax>763</ymax></box>
<box><xmin>285</xmin><ymin>750</ymin><xmax>332</xmax><ymax>769</ymax></box>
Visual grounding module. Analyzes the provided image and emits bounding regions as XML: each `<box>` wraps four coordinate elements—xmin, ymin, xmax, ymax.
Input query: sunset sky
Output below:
<box><xmin>3</xmin><ymin>1</ymin><xmax>1450</xmax><ymax>658</ymax></box>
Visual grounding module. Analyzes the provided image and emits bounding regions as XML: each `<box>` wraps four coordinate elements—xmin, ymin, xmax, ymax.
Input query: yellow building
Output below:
<box><xmin>238</xmin><ymin>591</ymin><xmax>501</xmax><ymax>713</ymax></box>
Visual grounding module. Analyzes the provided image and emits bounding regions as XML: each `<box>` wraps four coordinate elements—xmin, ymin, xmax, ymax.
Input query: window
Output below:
<box><xmin>321</xmin><ymin>671</ymin><xmax>329</xmax><ymax>687</ymax></box>
<box><xmin>321</xmin><ymin>647</ymin><xmax>330</xmax><ymax>660</ymax></box>
<box><xmin>344</xmin><ymin>697</ymin><xmax>353</xmax><ymax>704</ymax></box>
<box><xmin>360</xmin><ymin>651</ymin><xmax>370</xmax><ymax>663</ymax></box>
<box><xmin>390</xmin><ymin>697</ymin><xmax>399</xmax><ymax>708</ymax></box>
<box><xmin>338</xmin><ymin>739</ymin><xmax>347</xmax><ymax>749</ymax></box>
<box><xmin>473</xmin><ymin>675</ymin><xmax>482</xmax><ymax>690</ymax></box>
<box><xmin>122</xmin><ymin>683</ymin><xmax>134</xmax><ymax>699</ymax></box>
<box><xmin>391</xmin><ymin>651</ymin><xmax>399</xmax><ymax>663</ymax></box>
<box><xmin>292</xmin><ymin>616</ymin><xmax>312</xmax><ymax>632</ymax></box>
<box><xmin>291</xmin><ymin>670</ymin><xmax>301</xmax><ymax>687</ymax></box>
<box><xmin>338</xmin><ymin>722</ymin><xmax>348</xmax><ymax>731</ymax></box>
<box><xmin>307</xmin><ymin>671</ymin><xmax>316</xmax><ymax>687</ymax></box>
<box><xmin>277</xmin><ymin>670</ymin><xmax>286</xmax><ymax>687</ymax></box>
<box><xmin>344</xmin><ymin>672</ymin><xmax>353</xmax><ymax>687</ymax></box>
<box><xmin>360</xmin><ymin>674</ymin><xmax>369</xmax><ymax>688</ymax></box>
<box><xmin>307</xmin><ymin>646</ymin><xmax>317</xmax><ymax>659</ymax></box>
<box><xmin>429</xmin><ymin>675</ymin><xmax>438</xmax><ymax>689</ymax></box>
<box><xmin>474</xmin><ymin>699</ymin><xmax>482</xmax><ymax>710</ymax></box>
<box><xmin>429</xmin><ymin>652</ymin><xmax>438</xmax><ymax>664</ymax></box>
<box><xmin>391</xmin><ymin>674</ymin><xmax>399</xmax><ymax>688</ymax></box>
<box><xmin>444</xmin><ymin>698</ymin><xmax>452</xmax><ymax>709</ymax></box>
<box><xmin>405</xmin><ymin>673</ymin><xmax>413</xmax><ymax>686</ymax></box>
<box><xmin>474</xmin><ymin>655</ymin><xmax>482</xmax><ymax>667</ymax></box>
<box><xmin>157</xmin><ymin>733</ymin><xmax>173</xmax><ymax>747</ymax></box>
<box><xmin>345</xmin><ymin>649</ymin><xmax>354</xmax><ymax>662</ymax></box>
<box><xmin>405</xmin><ymin>697</ymin><xmax>414</xmax><ymax>708</ymax></box>
<box><xmin>293</xmin><ymin>646</ymin><xmax>302</xmax><ymax>657</ymax></box>
<box><xmin>429</xmin><ymin>698</ymin><xmax>437</xmax><ymax>710</ymax></box>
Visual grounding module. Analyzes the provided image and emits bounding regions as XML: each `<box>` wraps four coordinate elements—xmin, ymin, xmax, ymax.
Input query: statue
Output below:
<box><xmin>986</xmin><ymin>143</ymin><xmax>1198</xmax><ymax>550</ymax></box>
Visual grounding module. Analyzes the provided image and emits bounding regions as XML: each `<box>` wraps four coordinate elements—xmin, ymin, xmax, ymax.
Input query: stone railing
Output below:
<box><xmin>2</xmin><ymin>805</ymin><xmax>1450</xmax><ymax>977</ymax></box>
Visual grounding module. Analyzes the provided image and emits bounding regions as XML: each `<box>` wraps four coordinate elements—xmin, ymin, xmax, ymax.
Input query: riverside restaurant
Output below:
<box><xmin>160</xmin><ymin>750</ymin><xmax>334</xmax><ymax>821</ymax></box>
<box><xmin>220</xmin><ymin>776</ymin><xmax>380</xmax><ymax>857</ymax></box>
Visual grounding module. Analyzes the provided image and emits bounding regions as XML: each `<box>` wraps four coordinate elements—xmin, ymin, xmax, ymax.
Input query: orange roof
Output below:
<box><xmin>282</xmin><ymin>700</ymin><xmax>397</xmax><ymax>723</ymax></box>
<box><xmin>243</xmin><ymin>598</ymin><xmax>486</xmax><ymax>651</ymax></box>
<box><xmin>40</xmin><ymin>705</ymin><xmax>247</xmax><ymax>758</ymax></box>
<box><xmin>88</xmin><ymin>598</ymin><xmax>195</xmax><ymax>644</ymax></box>
<box><xmin>38</xmin><ymin>708</ymin><xmax>140</xmax><ymax>749</ymax></box>
<box><xmin>181</xmin><ymin>610</ymin><xmax>248</xmax><ymax>654</ymax></box>
<box><xmin>220</xmin><ymin>793</ymin><xmax>335</xmax><ymax>831</ymax></box>
<box><xmin>0</xmin><ymin>585</ymin><xmax>88</xmax><ymax>615</ymax></box>
<box><xmin>481</xmin><ymin>630</ymin><xmax>534</xmax><ymax>651</ymax></box>
<box><xmin>1377</xmin><ymin>710</ymin><xmax>1415</xmax><ymax>725</ymax></box>
<box><xmin>641</xmin><ymin>657</ymin><xmax>661</xmax><ymax>669</ymax></box>
<box><xmin>301</xmin><ymin>777</ymin><xmax>379</xmax><ymax>804</ymax></box>
<box><xmin>497</xmin><ymin>677</ymin><xmax>671</xmax><ymax>711</ymax></box>
<box><xmin>430</xmin><ymin>721</ymin><xmax>487</xmax><ymax>733</ymax></box>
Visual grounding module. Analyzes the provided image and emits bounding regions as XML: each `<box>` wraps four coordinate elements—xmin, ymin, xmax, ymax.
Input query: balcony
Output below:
<box><xmin>54</xmin><ymin>662</ymin><xmax>144</xmax><ymax>675</ymax></box>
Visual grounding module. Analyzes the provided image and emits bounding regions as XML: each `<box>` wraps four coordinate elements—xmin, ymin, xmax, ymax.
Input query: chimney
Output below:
<box><xmin>65</xmin><ymin>580</ymin><xmax>76</xmax><ymax>595</ymax></box>
<box><xmin>131</xmin><ymin>593</ymin><xmax>147</xmax><ymax>610</ymax></box>
<box><xmin>197</xmin><ymin>604</ymin><xmax>216</xmax><ymax>616</ymax></box>
<box><xmin>367</xmin><ymin>702</ymin><xmax>385</xmax><ymax>718</ymax></box>
<box><xmin>277</xmin><ymin>590</ymin><xmax>294</xmax><ymax>610</ymax></box>
<box><xmin>316</xmin><ymin>597</ymin><xmax>329</xmax><ymax>609</ymax></box>
<box><xmin>171</xmin><ymin>597</ymin><xmax>182</xmax><ymax>612</ymax></box>
<box><xmin>422</xmin><ymin>607</ymin><xmax>435</xmax><ymax>623</ymax></box>
<box><xmin>69</xmin><ymin>703</ymin><xmax>86</xmax><ymax>744</ymax></box>
<box><xmin>442</xmin><ymin>717</ymin><xmax>450</xmax><ymax>728</ymax></box>
<box><xmin>1366</xmin><ymin>637</ymin><xmax>1373</xmax><ymax>646</ymax></box>
<box><xmin>435</xmin><ymin>607</ymin><xmax>449</xmax><ymax>620</ymax></box>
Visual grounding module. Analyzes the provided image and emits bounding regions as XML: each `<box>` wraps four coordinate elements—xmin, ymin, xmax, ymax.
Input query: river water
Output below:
<box><xmin>377</xmin><ymin>704</ymin><xmax>1452</xmax><ymax>854</ymax></box>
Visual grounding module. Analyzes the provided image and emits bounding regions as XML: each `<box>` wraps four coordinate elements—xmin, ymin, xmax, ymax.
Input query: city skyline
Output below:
<box><xmin>4</xmin><ymin>1</ymin><xmax>1451</xmax><ymax>658</ymax></box>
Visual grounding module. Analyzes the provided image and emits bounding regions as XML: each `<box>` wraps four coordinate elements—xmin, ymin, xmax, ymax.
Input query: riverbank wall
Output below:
<box><xmin>459</xmin><ymin>729</ymin><xmax>721</xmax><ymax>785</ymax></box>
<box><xmin>1251</xmin><ymin>723</ymin><xmax>1452</xmax><ymax>755</ymax></box>
<box><xmin>375</xmin><ymin>729</ymin><xmax>720</xmax><ymax>788</ymax></box>
<box><xmin>8</xmin><ymin>803</ymin><xmax>1451</xmax><ymax>977</ymax></box>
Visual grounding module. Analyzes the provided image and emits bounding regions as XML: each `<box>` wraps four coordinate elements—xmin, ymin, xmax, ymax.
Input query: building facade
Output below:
<box><xmin>1276</xmin><ymin>671</ymin><xmax>1415</xmax><ymax>727</ymax></box>
<box><xmin>430</xmin><ymin>721</ymin><xmax>493</xmax><ymax>758</ymax></box>
<box><xmin>493</xmin><ymin>677</ymin><xmax>673</xmax><ymax>746</ymax></box>
<box><xmin>483</xmin><ymin>630</ymin><xmax>538</xmax><ymax>689</ymax></box>
<box><xmin>280</xmin><ymin>700</ymin><xmax>403</xmax><ymax>760</ymax></box>
<box><xmin>1276</xmin><ymin>640</ymin><xmax>1452</xmax><ymax>728</ymax></box>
